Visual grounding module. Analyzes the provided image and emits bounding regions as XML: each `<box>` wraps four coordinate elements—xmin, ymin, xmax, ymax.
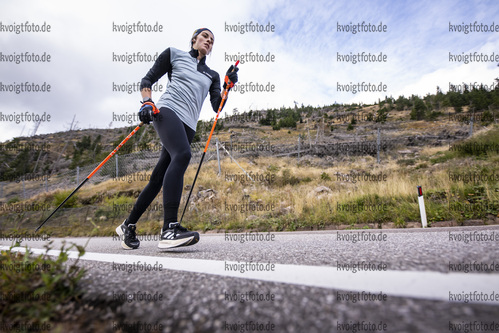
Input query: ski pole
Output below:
<box><xmin>180</xmin><ymin>61</ymin><xmax>239</xmax><ymax>222</ymax></box>
<box><xmin>35</xmin><ymin>122</ymin><xmax>144</xmax><ymax>232</ymax></box>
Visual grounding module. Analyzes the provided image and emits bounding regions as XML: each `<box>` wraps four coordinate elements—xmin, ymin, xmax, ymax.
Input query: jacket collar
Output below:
<box><xmin>189</xmin><ymin>48</ymin><xmax>206</xmax><ymax>64</ymax></box>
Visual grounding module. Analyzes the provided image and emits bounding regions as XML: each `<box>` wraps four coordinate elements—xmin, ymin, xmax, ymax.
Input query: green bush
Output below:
<box><xmin>320</xmin><ymin>172</ymin><xmax>331</xmax><ymax>181</ymax></box>
<box><xmin>52</xmin><ymin>190</ymin><xmax>78</xmax><ymax>208</ymax></box>
<box><xmin>0</xmin><ymin>241</ymin><xmax>86</xmax><ymax>330</ymax></box>
<box><xmin>450</xmin><ymin>125</ymin><xmax>499</xmax><ymax>158</ymax></box>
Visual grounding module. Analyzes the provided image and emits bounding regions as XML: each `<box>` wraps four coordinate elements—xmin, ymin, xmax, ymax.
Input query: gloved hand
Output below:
<box><xmin>138</xmin><ymin>97</ymin><xmax>159</xmax><ymax>124</ymax></box>
<box><xmin>223</xmin><ymin>65</ymin><xmax>239</xmax><ymax>90</ymax></box>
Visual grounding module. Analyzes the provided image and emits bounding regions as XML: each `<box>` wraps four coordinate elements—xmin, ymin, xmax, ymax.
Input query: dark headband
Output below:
<box><xmin>191</xmin><ymin>28</ymin><xmax>214</xmax><ymax>46</ymax></box>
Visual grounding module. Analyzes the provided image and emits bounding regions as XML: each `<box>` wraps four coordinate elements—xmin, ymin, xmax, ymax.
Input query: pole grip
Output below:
<box><xmin>203</xmin><ymin>61</ymin><xmax>239</xmax><ymax>153</ymax></box>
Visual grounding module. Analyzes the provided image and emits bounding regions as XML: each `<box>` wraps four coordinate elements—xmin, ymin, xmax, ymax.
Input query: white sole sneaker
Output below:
<box><xmin>116</xmin><ymin>223</ymin><xmax>140</xmax><ymax>250</ymax></box>
<box><xmin>158</xmin><ymin>236</ymin><xmax>194</xmax><ymax>249</ymax></box>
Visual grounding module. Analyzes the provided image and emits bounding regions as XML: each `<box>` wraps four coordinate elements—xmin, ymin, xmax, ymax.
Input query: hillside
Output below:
<box><xmin>1</xmin><ymin>88</ymin><xmax>499</xmax><ymax>236</ymax></box>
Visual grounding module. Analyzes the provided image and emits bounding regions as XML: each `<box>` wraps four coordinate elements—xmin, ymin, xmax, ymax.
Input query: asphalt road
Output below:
<box><xmin>2</xmin><ymin>225</ymin><xmax>499</xmax><ymax>332</ymax></box>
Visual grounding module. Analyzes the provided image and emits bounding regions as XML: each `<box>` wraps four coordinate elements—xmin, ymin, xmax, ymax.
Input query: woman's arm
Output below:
<box><xmin>140</xmin><ymin>48</ymin><xmax>172</xmax><ymax>100</ymax></box>
<box><xmin>209</xmin><ymin>65</ymin><xmax>239</xmax><ymax>112</ymax></box>
<box><xmin>209</xmin><ymin>72</ymin><xmax>223</xmax><ymax>112</ymax></box>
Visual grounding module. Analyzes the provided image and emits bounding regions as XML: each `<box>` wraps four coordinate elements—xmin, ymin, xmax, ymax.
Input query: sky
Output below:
<box><xmin>0</xmin><ymin>0</ymin><xmax>498</xmax><ymax>142</ymax></box>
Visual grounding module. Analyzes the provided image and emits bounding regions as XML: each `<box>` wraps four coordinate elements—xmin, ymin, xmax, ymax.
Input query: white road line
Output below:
<box><xmin>3</xmin><ymin>246</ymin><xmax>498</xmax><ymax>305</ymax></box>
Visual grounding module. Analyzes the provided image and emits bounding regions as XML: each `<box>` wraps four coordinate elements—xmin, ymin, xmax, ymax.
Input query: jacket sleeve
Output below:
<box><xmin>209</xmin><ymin>71</ymin><xmax>232</xmax><ymax>113</ymax></box>
<box><xmin>140</xmin><ymin>48</ymin><xmax>172</xmax><ymax>90</ymax></box>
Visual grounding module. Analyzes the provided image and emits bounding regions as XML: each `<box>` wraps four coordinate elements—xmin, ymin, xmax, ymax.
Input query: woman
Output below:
<box><xmin>116</xmin><ymin>28</ymin><xmax>238</xmax><ymax>250</ymax></box>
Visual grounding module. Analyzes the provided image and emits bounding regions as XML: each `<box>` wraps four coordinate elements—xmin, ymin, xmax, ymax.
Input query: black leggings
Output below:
<box><xmin>126</xmin><ymin>107</ymin><xmax>195</xmax><ymax>230</ymax></box>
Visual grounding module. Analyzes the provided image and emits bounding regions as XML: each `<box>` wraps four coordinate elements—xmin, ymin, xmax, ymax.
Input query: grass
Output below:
<box><xmin>0</xmin><ymin>241</ymin><xmax>86</xmax><ymax>331</ymax></box>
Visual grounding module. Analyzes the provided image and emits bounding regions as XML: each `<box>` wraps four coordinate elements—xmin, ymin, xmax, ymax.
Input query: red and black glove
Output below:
<box><xmin>223</xmin><ymin>65</ymin><xmax>239</xmax><ymax>90</ymax></box>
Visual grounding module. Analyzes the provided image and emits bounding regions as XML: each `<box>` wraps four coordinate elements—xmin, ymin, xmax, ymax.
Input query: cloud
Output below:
<box><xmin>0</xmin><ymin>0</ymin><xmax>498</xmax><ymax>142</ymax></box>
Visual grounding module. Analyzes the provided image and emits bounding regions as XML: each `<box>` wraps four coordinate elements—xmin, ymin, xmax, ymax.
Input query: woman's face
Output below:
<box><xmin>192</xmin><ymin>30</ymin><xmax>214</xmax><ymax>57</ymax></box>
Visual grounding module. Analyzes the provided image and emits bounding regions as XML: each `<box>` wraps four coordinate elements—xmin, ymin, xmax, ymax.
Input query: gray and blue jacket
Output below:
<box><xmin>140</xmin><ymin>47</ymin><xmax>223</xmax><ymax>131</ymax></box>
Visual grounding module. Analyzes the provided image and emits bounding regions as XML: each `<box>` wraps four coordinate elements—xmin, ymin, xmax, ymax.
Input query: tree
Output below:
<box><xmin>376</xmin><ymin>107</ymin><xmax>388</xmax><ymax>123</ymax></box>
<box><xmin>410</xmin><ymin>97</ymin><xmax>427</xmax><ymax>120</ymax></box>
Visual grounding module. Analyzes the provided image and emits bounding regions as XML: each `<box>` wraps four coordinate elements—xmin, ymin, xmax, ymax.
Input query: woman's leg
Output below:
<box><xmin>120</xmin><ymin>107</ymin><xmax>197</xmax><ymax>249</ymax></box>
<box><xmin>126</xmin><ymin>107</ymin><xmax>194</xmax><ymax>225</ymax></box>
<box><xmin>152</xmin><ymin>108</ymin><xmax>195</xmax><ymax>231</ymax></box>
<box><xmin>118</xmin><ymin>125</ymin><xmax>172</xmax><ymax>250</ymax></box>
<box><xmin>125</xmin><ymin>146</ymin><xmax>171</xmax><ymax>225</ymax></box>
<box><xmin>152</xmin><ymin>108</ymin><xmax>199</xmax><ymax>249</ymax></box>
